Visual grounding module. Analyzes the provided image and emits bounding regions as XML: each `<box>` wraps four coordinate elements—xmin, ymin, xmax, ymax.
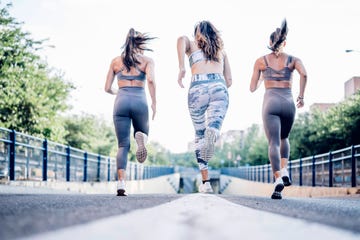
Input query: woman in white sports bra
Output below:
<box><xmin>177</xmin><ymin>20</ymin><xmax>232</xmax><ymax>193</ymax></box>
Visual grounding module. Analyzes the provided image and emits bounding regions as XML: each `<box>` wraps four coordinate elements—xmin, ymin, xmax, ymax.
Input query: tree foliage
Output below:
<box><xmin>0</xmin><ymin>2</ymin><xmax>74</xmax><ymax>141</ymax></box>
<box><xmin>290</xmin><ymin>90</ymin><xmax>360</xmax><ymax>159</ymax></box>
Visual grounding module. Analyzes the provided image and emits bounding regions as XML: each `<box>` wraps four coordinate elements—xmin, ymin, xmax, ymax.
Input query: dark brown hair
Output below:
<box><xmin>194</xmin><ymin>21</ymin><xmax>224</xmax><ymax>62</ymax></box>
<box><xmin>268</xmin><ymin>19</ymin><xmax>288</xmax><ymax>54</ymax></box>
<box><xmin>121</xmin><ymin>28</ymin><xmax>156</xmax><ymax>71</ymax></box>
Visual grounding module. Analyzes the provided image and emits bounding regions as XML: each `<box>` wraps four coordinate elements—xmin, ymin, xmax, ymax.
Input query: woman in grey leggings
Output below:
<box><xmin>177</xmin><ymin>21</ymin><xmax>232</xmax><ymax>193</ymax></box>
<box><xmin>105</xmin><ymin>28</ymin><xmax>157</xmax><ymax>196</ymax></box>
<box><xmin>250</xmin><ymin>19</ymin><xmax>307</xmax><ymax>199</ymax></box>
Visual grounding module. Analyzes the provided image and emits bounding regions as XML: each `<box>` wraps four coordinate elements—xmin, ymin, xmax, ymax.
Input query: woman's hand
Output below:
<box><xmin>178</xmin><ymin>68</ymin><xmax>186</xmax><ymax>88</ymax></box>
<box><xmin>151</xmin><ymin>103</ymin><xmax>156</xmax><ymax>120</ymax></box>
<box><xmin>296</xmin><ymin>96</ymin><xmax>304</xmax><ymax>108</ymax></box>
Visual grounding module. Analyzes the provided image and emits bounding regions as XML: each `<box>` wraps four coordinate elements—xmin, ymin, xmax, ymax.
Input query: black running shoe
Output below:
<box><xmin>282</xmin><ymin>176</ymin><xmax>292</xmax><ymax>186</ymax></box>
<box><xmin>271</xmin><ymin>178</ymin><xmax>284</xmax><ymax>200</ymax></box>
<box><xmin>281</xmin><ymin>168</ymin><xmax>292</xmax><ymax>186</ymax></box>
<box><xmin>117</xmin><ymin>189</ymin><xmax>127</xmax><ymax>196</ymax></box>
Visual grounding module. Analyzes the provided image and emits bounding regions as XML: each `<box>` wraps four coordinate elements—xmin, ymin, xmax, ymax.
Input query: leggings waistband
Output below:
<box><xmin>190</xmin><ymin>73</ymin><xmax>225</xmax><ymax>88</ymax></box>
<box><xmin>191</xmin><ymin>73</ymin><xmax>224</xmax><ymax>82</ymax></box>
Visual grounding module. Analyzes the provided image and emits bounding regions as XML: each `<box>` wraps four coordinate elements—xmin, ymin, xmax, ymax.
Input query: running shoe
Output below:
<box><xmin>281</xmin><ymin>167</ymin><xmax>292</xmax><ymax>186</ymax></box>
<box><xmin>201</xmin><ymin>128</ymin><xmax>216</xmax><ymax>162</ymax></box>
<box><xmin>271</xmin><ymin>177</ymin><xmax>284</xmax><ymax>200</ymax></box>
<box><xmin>198</xmin><ymin>181</ymin><xmax>214</xmax><ymax>193</ymax></box>
<box><xmin>135</xmin><ymin>131</ymin><xmax>147</xmax><ymax>163</ymax></box>
<box><xmin>116</xmin><ymin>180</ymin><xmax>127</xmax><ymax>196</ymax></box>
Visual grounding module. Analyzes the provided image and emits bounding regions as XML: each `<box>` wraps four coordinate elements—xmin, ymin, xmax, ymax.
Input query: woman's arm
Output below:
<box><xmin>176</xmin><ymin>36</ymin><xmax>190</xmax><ymax>88</ymax></box>
<box><xmin>294</xmin><ymin>57</ymin><xmax>307</xmax><ymax>108</ymax></box>
<box><xmin>145</xmin><ymin>58</ymin><xmax>157</xmax><ymax>120</ymax></box>
<box><xmin>104</xmin><ymin>60</ymin><xmax>118</xmax><ymax>95</ymax></box>
<box><xmin>223</xmin><ymin>51</ymin><xmax>232</xmax><ymax>88</ymax></box>
<box><xmin>250</xmin><ymin>58</ymin><xmax>263</xmax><ymax>92</ymax></box>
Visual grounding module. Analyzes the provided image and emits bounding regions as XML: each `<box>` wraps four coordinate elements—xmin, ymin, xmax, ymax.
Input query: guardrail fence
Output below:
<box><xmin>221</xmin><ymin>144</ymin><xmax>360</xmax><ymax>187</ymax></box>
<box><xmin>0</xmin><ymin>127</ymin><xmax>174</xmax><ymax>182</ymax></box>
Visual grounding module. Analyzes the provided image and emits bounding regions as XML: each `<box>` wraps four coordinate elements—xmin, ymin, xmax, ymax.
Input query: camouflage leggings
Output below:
<box><xmin>188</xmin><ymin>74</ymin><xmax>229</xmax><ymax>170</ymax></box>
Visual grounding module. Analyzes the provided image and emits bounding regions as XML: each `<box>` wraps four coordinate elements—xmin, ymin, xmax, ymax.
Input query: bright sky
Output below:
<box><xmin>9</xmin><ymin>0</ymin><xmax>360</xmax><ymax>153</ymax></box>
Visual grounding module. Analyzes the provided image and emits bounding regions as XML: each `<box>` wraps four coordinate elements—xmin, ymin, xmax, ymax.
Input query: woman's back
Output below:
<box><xmin>188</xmin><ymin>41</ymin><xmax>224</xmax><ymax>75</ymax></box>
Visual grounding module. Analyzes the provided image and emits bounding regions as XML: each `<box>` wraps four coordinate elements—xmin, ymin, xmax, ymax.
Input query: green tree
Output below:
<box><xmin>63</xmin><ymin>114</ymin><xmax>116</xmax><ymax>156</ymax></box>
<box><xmin>239</xmin><ymin>124</ymin><xmax>268</xmax><ymax>166</ymax></box>
<box><xmin>290</xmin><ymin>90</ymin><xmax>360</xmax><ymax>158</ymax></box>
<box><xmin>0</xmin><ymin>2</ymin><xmax>73</xmax><ymax>141</ymax></box>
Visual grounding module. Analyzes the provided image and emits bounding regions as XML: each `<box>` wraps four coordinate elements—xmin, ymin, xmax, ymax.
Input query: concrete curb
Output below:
<box><xmin>0</xmin><ymin>173</ymin><xmax>180</xmax><ymax>194</ymax></box>
<box><xmin>220</xmin><ymin>175</ymin><xmax>360</xmax><ymax>197</ymax></box>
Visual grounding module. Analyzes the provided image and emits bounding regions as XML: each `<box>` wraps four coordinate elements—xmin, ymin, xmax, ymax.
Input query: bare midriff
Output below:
<box><xmin>117</xmin><ymin>80</ymin><xmax>145</xmax><ymax>88</ymax></box>
<box><xmin>264</xmin><ymin>80</ymin><xmax>292</xmax><ymax>89</ymax></box>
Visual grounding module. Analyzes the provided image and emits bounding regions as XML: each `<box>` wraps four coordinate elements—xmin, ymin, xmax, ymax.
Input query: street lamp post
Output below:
<box><xmin>345</xmin><ymin>49</ymin><xmax>360</xmax><ymax>53</ymax></box>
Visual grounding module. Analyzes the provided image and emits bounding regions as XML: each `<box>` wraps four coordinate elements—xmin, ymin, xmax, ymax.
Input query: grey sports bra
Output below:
<box><xmin>189</xmin><ymin>50</ymin><xmax>208</xmax><ymax>67</ymax></box>
<box><xmin>262</xmin><ymin>55</ymin><xmax>293</xmax><ymax>81</ymax></box>
<box><xmin>116</xmin><ymin>67</ymin><xmax>146</xmax><ymax>81</ymax></box>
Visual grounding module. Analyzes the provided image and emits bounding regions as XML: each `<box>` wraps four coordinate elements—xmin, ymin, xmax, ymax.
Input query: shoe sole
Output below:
<box><xmin>282</xmin><ymin>176</ymin><xmax>292</xmax><ymax>186</ymax></box>
<box><xmin>117</xmin><ymin>189</ymin><xmax>127</xmax><ymax>196</ymax></box>
<box><xmin>271</xmin><ymin>183</ymin><xmax>284</xmax><ymax>199</ymax></box>
<box><xmin>201</xmin><ymin>129</ymin><xmax>216</xmax><ymax>161</ymax></box>
<box><xmin>199</xmin><ymin>188</ymin><xmax>214</xmax><ymax>193</ymax></box>
<box><xmin>135</xmin><ymin>132</ymin><xmax>147</xmax><ymax>163</ymax></box>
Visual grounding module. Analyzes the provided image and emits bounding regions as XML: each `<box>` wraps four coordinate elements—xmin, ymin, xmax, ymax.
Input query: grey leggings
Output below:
<box><xmin>262</xmin><ymin>88</ymin><xmax>295</xmax><ymax>173</ymax></box>
<box><xmin>113</xmin><ymin>87</ymin><xmax>149</xmax><ymax>169</ymax></box>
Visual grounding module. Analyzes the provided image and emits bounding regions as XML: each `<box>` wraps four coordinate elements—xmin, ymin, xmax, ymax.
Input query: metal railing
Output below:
<box><xmin>0</xmin><ymin>127</ymin><xmax>174</xmax><ymax>182</ymax></box>
<box><xmin>221</xmin><ymin>144</ymin><xmax>360</xmax><ymax>187</ymax></box>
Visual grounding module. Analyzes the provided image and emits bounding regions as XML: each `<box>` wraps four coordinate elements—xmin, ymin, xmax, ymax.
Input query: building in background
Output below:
<box><xmin>311</xmin><ymin>76</ymin><xmax>359</xmax><ymax>112</ymax></box>
<box><xmin>345</xmin><ymin>76</ymin><xmax>360</xmax><ymax>99</ymax></box>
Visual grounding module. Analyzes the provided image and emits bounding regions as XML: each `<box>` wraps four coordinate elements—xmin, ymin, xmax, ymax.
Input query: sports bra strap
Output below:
<box><xmin>263</xmin><ymin>56</ymin><xmax>269</xmax><ymax>67</ymax></box>
<box><xmin>286</xmin><ymin>56</ymin><xmax>293</xmax><ymax>66</ymax></box>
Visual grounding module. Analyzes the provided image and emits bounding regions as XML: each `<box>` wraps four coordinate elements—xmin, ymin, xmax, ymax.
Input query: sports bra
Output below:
<box><xmin>262</xmin><ymin>55</ymin><xmax>293</xmax><ymax>81</ymax></box>
<box><xmin>116</xmin><ymin>67</ymin><xmax>146</xmax><ymax>81</ymax></box>
<box><xmin>189</xmin><ymin>49</ymin><xmax>208</xmax><ymax>67</ymax></box>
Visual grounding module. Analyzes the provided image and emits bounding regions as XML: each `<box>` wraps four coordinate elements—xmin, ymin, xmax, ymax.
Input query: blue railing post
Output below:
<box><xmin>312</xmin><ymin>155</ymin><xmax>316</xmax><ymax>187</ymax></box>
<box><xmin>83</xmin><ymin>152</ymin><xmax>87</xmax><ymax>182</ymax></box>
<box><xmin>42</xmin><ymin>139</ymin><xmax>48</xmax><ymax>181</ymax></box>
<box><xmin>9</xmin><ymin>130</ymin><xmax>16</xmax><ymax>181</ymax></box>
<box><xmin>97</xmin><ymin>154</ymin><xmax>101</xmax><ymax>181</ymax></box>
<box><xmin>267</xmin><ymin>164</ymin><xmax>270</xmax><ymax>183</ymax></box>
<box><xmin>299</xmin><ymin>158</ymin><xmax>303</xmax><ymax>186</ymax></box>
<box><xmin>289</xmin><ymin>160</ymin><xmax>292</xmax><ymax>182</ymax></box>
<box><xmin>329</xmin><ymin>151</ymin><xmax>333</xmax><ymax>187</ymax></box>
<box><xmin>66</xmin><ymin>146</ymin><xmax>70</xmax><ymax>181</ymax></box>
<box><xmin>107</xmin><ymin>157</ymin><xmax>110</xmax><ymax>182</ymax></box>
<box><xmin>351</xmin><ymin>145</ymin><xmax>356</xmax><ymax>187</ymax></box>
<box><xmin>262</xmin><ymin>165</ymin><xmax>265</xmax><ymax>182</ymax></box>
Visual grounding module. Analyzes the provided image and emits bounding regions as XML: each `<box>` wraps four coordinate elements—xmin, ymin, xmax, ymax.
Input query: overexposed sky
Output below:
<box><xmin>9</xmin><ymin>0</ymin><xmax>360</xmax><ymax>153</ymax></box>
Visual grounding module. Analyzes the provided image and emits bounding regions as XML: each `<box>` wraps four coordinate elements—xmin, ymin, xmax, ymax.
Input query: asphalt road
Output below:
<box><xmin>0</xmin><ymin>192</ymin><xmax>359</xmax><ymax>240</ymax></box>
<box><xmin>221</xmin><ymin>194</ymin><xmax>360</xmax><ymax>233</ymax></box>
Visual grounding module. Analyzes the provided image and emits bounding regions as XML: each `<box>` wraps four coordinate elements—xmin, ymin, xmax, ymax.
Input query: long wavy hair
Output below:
<box><xmin>194</xmin><ymin>21</ymin><xmax>224</xmax><ymax>62</ymax></box>
<box><xmin>121</xmin><ymin>28</ymin><xmax>156</xmax><ymax>71</ymax></box>
<box><xmin>268</xmin><ymin>19</ymin><xmax>288</xmax><ymax>56</ymax></box>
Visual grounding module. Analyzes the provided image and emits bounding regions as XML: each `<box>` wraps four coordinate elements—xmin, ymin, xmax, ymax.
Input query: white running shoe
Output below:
<box><xmin>201</xmin><ymin>128</ymin><xmax>216</xmax><ymax>162</ymax></box>
<box><xmin>135</xmin><ymin>132</ymin><xmax>147</xmax><ymax>163</ymax></box>
<box><xmin>271</xmin><ymin>177</ymin><xmax>284</xmax><ymax>200</ymax></box>
<box><xmin>281</xmin><ymin>168</ymin><xmax>292</xmax><ymax>186</ymax></box>
<box><xmin>117</xmin><ymin>180</ymin><xmax>127</xmax><ymax>196</ymax></box>
<box><xmin>198</xmin><ymin>181</ymin><xmax>214</xmax><ymax>193</ymax></box>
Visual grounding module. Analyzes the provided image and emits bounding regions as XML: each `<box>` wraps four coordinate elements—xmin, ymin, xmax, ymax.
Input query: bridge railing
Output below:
<box><xmin>0</xmin><ymin>127</ymin><xmax>174</xmax><ymax>182</ymax></box>
<box><xmin>221</xmin><ymin>144</ymin><xmax>360</xmax><ymax>187</ymax></box>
